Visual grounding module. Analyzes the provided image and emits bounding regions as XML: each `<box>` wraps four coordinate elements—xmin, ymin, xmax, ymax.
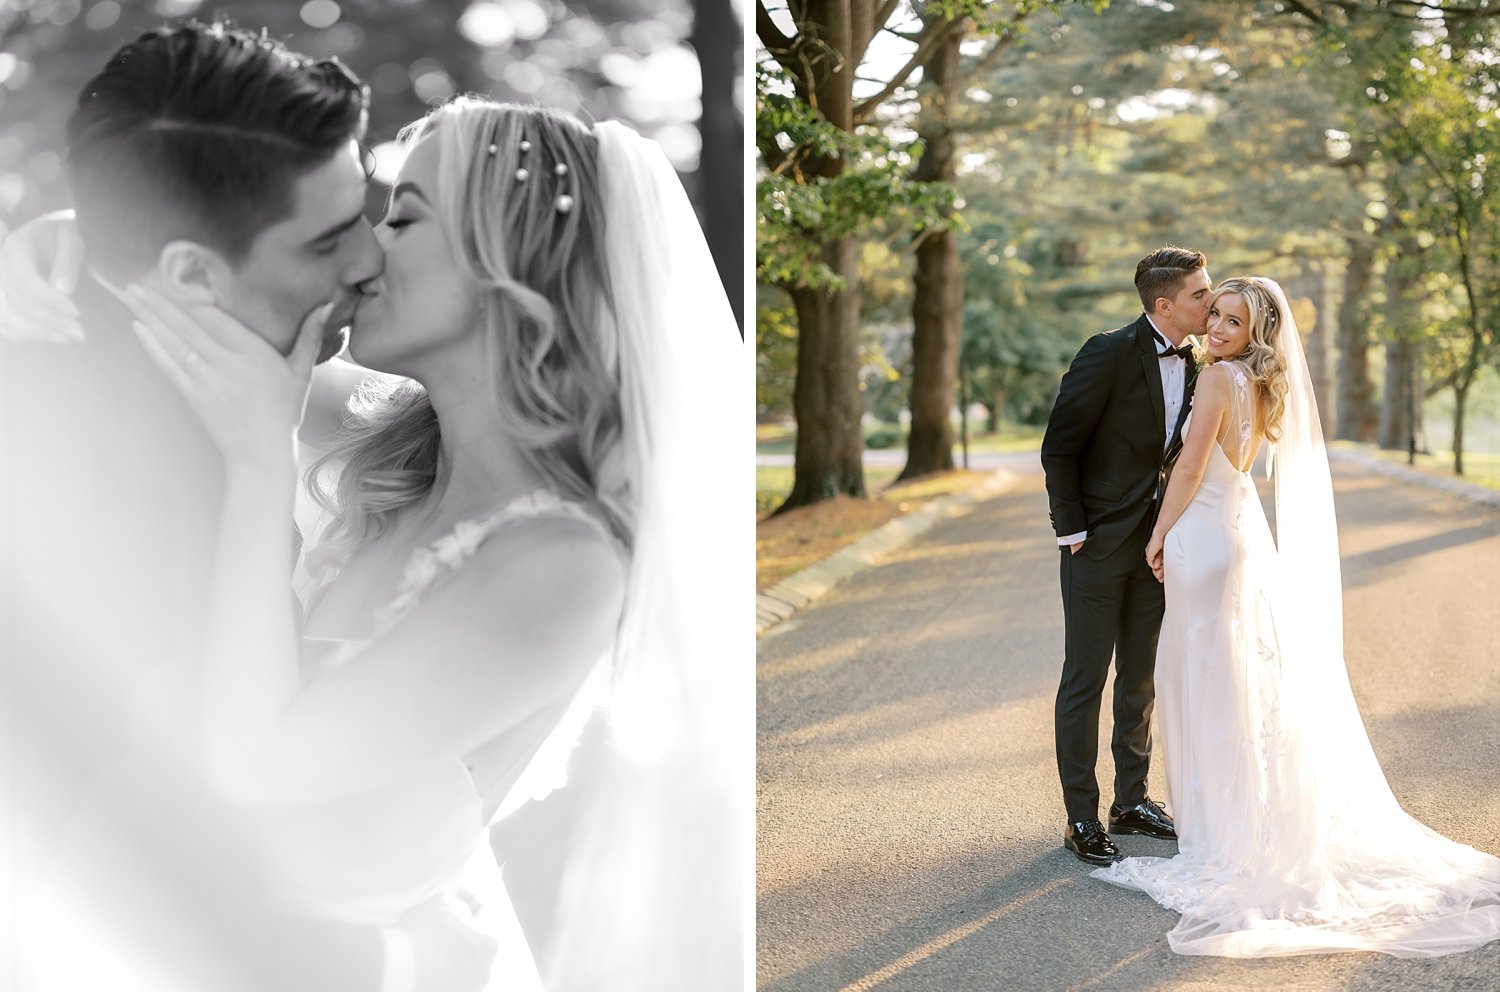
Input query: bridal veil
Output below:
<box><xmin>540</xmin><ymin>121</ymin><xmax>747</xmax><ymax>989</ymax></box>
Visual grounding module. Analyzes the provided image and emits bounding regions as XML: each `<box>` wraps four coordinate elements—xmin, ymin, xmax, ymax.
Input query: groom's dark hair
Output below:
<box><xmin>65</xmin><ymin>21</ymin><xmax>369</xmax><ymax>280</ymax></box>
<box><xmin>1135</xmin><ymin>245</ymin><xmax>1207</xmax><ymax>314</ymax></box>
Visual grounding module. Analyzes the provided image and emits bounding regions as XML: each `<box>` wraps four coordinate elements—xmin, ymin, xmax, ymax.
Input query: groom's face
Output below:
<box><xmin>1166</xmin><ymin>267</ymin><xmax>1212</xmax><ymax>337</ymax></box>
<box><xmin>215</xmin><ymin>141</ymin><xmax>383</xmax><ymax>356</ymax></box>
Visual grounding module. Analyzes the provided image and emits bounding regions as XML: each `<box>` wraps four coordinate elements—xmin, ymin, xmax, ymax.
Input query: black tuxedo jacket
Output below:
<box><xmin>3</xmin><ymin>273</ymin><xmax>222</xmax><ymax>749</ymax></box>
<box><xmin>2</xmin><ymin>278</ymin><xmax>384</xmax><ymax>989</ymax></box>
<box><xmin>1041</xmin><ymin>314</ymin><xmax>1193</xmax><ymax>562</ymax></box>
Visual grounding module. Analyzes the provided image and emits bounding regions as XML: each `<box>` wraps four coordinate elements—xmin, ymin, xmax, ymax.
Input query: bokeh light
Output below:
<box><xmin>459</xmin><ymin>2</ymin><xmax>516</xmax><ymax>49</ymax></box>
<box><xmin>299</xmin><ymin>0</ymin><xmax>341</xmax><ymax>30</ymax></box>
<box><xmin>367</xmin><ymin>140</ymin><xmax>409</xmax><ymax>186</ymax></box>
<box><xmin>504</xmin><ymin>60</ymin><xmax>545</xmax><ymax>96</ymax></box>
<box><xmin>152</xmin><ymin>0</ymin><xmax>202</xmax><ymax>16</ymax></box>
<box><xmin>85</xmin><ymin>1</ymin><xmax>122</xmax><ymax>30</ymax></box>
<box><xmin>0</xmin><ymin>0</ymin><xmax>742</xmax><ymax>321</ymax></box>
<box><xmin>46</xmin><ymin>0</ymin><xmax>83</xmax><ymax>25</ymax></box>
<box><xmin>508</xmin><ymin>0</ymin><xmax>550</xmax><ymax>42</ymax></box>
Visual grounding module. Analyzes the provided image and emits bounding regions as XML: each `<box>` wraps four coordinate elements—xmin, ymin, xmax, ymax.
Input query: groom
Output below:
<box><xmin>1040</xmin><ymin>246</ymin><xmax>1210</xmax><ymax>864</ymax></box>
<box><xmin>2</xmin><ymin>21</ymin><xmax>487</xmax><ymax>991</ymax></box>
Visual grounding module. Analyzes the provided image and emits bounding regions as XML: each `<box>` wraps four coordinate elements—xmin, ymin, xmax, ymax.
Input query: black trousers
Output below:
<box><xmin>1054</xmin><ymin>510</ymin><xmax>1164</xmax><ymax>824</ymax></box>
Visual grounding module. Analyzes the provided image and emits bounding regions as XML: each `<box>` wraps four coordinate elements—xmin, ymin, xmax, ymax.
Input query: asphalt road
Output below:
<box><xmin>757</xmin><ymin>454</ymin><xmax>1500</xmax><ymax>992</ymax></box>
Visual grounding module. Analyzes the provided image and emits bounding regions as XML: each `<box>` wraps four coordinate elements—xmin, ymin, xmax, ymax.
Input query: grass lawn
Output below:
<box><xmin>1330</xmin><ymin>441</ymin><xmax>1500</xmax><ymax>492</ymax></box>
<box><xmin>755</xmin><ymin>429</ymin><xmax>1497</xmax><ymax>600</ymax></box>
<box><xmin>756</xmin><ymin>423</ymin><xmax>1047</xmax><ymax>458</ymax></box>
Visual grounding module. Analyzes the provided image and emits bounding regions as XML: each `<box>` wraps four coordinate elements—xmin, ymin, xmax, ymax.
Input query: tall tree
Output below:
<box><xmin>1335</xmin><ymin>235</ymin><xmax>1379</xmax><ymax>441</ymax></box>
<box><xmin>898</xmin><ymin>3</ymin><xmax>1045</xmax><ymax>482</ymax></box>
<box><xmin>756</xmin><ymin>0</ymin><xmax>1001</xmax><ymax>511</ymax></box>
<box><xmin>1280</xmin><ymin>0</ymin><xmax>1500</xmax><ymax>475</ymax></box>
<box><xmin>900</xmin><ymin>16</ymin><xmax>967</xmax><ymax>481</ymax></box>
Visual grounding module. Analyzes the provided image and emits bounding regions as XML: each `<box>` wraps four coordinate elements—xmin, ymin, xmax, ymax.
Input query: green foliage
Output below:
<box><xmin>943</xmin><ymin>0</ymin><xmax>1375</xmax><ymax>427</ymax></box>
<box><xmin>756</xmin><ymin>293</ymin><xmax>799</xmax><ymax>422</ymax></box>
<box><xmin>756</xmin><ymin>59</ymin><xmax>957</xmax><ymax>291</ymax></box>
<box><xmin>1346</xmin><ymin>9</ymin><xmax>1500</xmax><ymax>407</ymax></box>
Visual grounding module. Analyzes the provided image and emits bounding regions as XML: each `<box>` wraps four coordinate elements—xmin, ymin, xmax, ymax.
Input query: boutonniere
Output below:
<box><xmin>1186</xmin><ymin>338</ymin><xmax>1206</xmax><ymax>387</ymax></box>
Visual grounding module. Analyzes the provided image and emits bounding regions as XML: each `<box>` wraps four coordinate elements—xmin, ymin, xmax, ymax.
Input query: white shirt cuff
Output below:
<box><xmin>1057</xmin><ymin>531</ymin><xmax>1087</xmax><ymax>546</ymax></box>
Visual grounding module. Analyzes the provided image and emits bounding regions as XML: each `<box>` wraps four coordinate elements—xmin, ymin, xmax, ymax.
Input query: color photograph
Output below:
<box><xmin>757</xmin><ymin>2</ymin><xmax>1500</xmax><ymax>990</ymax></box>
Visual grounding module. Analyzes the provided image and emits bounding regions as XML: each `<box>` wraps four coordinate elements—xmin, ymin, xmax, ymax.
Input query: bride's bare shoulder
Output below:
<box><xmin>1195</xmin><ymin>361</ymin><xmax>1237</xmax><ymax>395</ymax></box>
<box><xmin>456</xmin><ymin>509</ymin><xmax>626</xmax><ymax>624</ymax></box>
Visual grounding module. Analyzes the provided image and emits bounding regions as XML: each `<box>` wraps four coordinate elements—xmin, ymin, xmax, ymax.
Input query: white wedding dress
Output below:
<box><xmin>283</xmin><ymin>487</ymin><xmax>617</xmax><ymax>990</ymax></box>
<box><xmin>1094</xmin><ymin>357</ymin><xmax>1500</xmax><ymax>958</ymax></box>
<box><xmin>23</xmin><ymin>489</ymin><xmax>614</xmax><ymax>992</ymax></box>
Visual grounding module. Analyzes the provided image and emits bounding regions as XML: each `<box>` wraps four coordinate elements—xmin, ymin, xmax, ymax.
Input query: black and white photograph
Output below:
<box><xmin>1</xmin><ymin>1</ymin><xmax>749</xmax><ymax>990</ymax></box>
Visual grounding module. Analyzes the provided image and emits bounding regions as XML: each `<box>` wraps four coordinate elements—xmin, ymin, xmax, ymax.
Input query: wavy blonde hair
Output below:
<box><xmin>1208</xmin><ymin>276</ymin><xmax>1290</xmax><ymax>444</ymax></box>
<box><xmin>307</xmin><ymin>97</ymin><xmax>630</xmax><ymax>575</ymax></box>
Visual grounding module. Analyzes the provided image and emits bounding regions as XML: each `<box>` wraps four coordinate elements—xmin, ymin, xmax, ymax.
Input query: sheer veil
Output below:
<box><xmin>541</xmin><ymin>121</ymin><xmax>747</xmax><ymax>990</ymax></box>
<box><xmin>1255</xmin><ymin>277</ymin><xmax>1410</xmax><ymax>827</ymax></box>
<box><xmin>1173</xmin><ymin>277</ymin><xmax>1500</xmax><ymax>956</ymax></box>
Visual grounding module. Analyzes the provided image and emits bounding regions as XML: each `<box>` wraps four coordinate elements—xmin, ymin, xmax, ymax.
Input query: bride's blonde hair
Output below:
<box><xmin>1209</xmin><ymin>276</ymin><xmax>1290</xmax><ymax>444</ymax></box>
<box><xmin>307</xmin><ymin>97</ymin><xmax>632</xmax><ymax>574</ymax></box>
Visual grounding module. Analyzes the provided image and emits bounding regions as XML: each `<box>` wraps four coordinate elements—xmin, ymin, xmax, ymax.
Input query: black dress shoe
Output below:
<box><xmin>1063</xmin><ymin>818</ymin><xmax>1122</xmax><ymax>865</ymax></box>
<box><xmin>1108</xmin><ymin>798</ymin><xmax>1177</xmax><ymax>839</ymax></box>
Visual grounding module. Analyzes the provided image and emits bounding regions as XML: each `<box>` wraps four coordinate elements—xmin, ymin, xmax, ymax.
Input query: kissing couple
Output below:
<box><xmin>2</xmin><ymin>20</ymin><xmax>742</xmax><ymax>992</ymax></box>
<box><xmin>1041</xmin><ymin>246</ymin><xmax>1500</xmax><ymax>957</ymax></box>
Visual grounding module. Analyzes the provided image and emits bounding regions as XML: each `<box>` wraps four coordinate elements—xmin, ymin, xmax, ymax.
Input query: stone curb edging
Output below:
<box><xmin>756</xmin><ymin>469</ymin><xmax>1019</xmax><ymax>637</ymax></box>
<box><xmin>1328</xmin><ymin>447</ymin><xmax>1500</xmax><ymax>511</ymax></box>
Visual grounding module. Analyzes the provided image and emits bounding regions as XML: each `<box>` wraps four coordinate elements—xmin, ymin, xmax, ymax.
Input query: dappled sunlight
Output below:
<box><xmin>760</xmin><ymin>448</ymin><xmax>1500</xmax><ymax>991</ymax></box>
<box><xmin>834</xmin><ymin>878</ymin><xmax>1071</xmax><ymax>992</ymax></box>
<box><xmin>758</xmin><ymin>844</ymin><xmax>1096</xmax><ymax>992</ymax></box>
<box><xmin>759</xmin><ymin>689</ymin><xmax>1048</xmax><ymax>757</ymax></box>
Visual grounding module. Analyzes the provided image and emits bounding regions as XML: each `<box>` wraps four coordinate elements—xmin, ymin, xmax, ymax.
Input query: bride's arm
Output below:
<box><xmin>1145</xmin><ymin>363</ymin><xmax>1231</xmax><ymax>573</ymax></box>
<box><xmin>211</xmin><ymin>465</ymin><xmax>622</xmax><ymax>806</ymax></box>
<box><xmin>127</xmin><ymin>284</ymin><xmax>623</xmax><ymax>806</ymax></box>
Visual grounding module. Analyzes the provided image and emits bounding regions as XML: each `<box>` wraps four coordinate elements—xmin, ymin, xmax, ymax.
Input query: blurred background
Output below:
<box><xmin>0</xmin><ymin>0</ymin><xmax>744</xmax><ymax>326</ymax></box>
<box><xmin>757</xmin><ymin>0</ymin><xmax>1500</xmax><ymax>518</ymax></box>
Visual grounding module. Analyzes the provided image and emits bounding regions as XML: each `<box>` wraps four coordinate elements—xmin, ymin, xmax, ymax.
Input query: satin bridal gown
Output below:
<box><xmin>1094</xmin><ymin>360</ymin><xmax>1500</xmax><ymax>958</ymax></box>
<box><xmin>271</xmin><ymin>488</ymin><xmax>617</xmax><ymax>990</ymax></box>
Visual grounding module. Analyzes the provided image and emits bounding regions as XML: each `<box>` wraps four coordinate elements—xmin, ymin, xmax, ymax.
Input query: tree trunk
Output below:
<box><xmin>1335</xmin><ymin>243</ymin><xmax>1378</xmax><ymax>441</ymax></box>
<box><xmin>1378</xmin><ymin>338</ymin><xmax>1412</xmax><ymax>451</ymax></box>
<box><xmin>764</xmin><ymin>0</ymin><xmax>872</xmax><ymax>511</ymax></box>
<box><xmin>1452</xmin><ymin>381</ymin><xmax>1467</xmax><ymax>476</ymax></box>
<box><xmin>898</xmin><ymin>24</ymin><xmax>964</xmax><ymax>482</ymax></box>
<box><xmin>691</xmin><ymin>0</ymin><xmax>743</xmax><ymax>333</ymax></box>
<box><xmin>777</xmin><ymin>234</ymin><xmax>868</xmax><ymax>511</ymax></box>
<box><xmin>1377</xmin><ymin>246</ymin><xmax>1418</xmax><ymax>451</ymax></box>
<box><xmin>1306</xmin><ymin>263</ymin><xmax>1337</xmax><ymax>437</ymax></box>
<box><xmin>900</xmin><ymin>229</ymin><xmax>962</xmax><ymax>480</ymax></box>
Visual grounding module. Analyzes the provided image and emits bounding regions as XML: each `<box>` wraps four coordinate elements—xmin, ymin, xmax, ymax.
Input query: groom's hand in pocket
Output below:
<box><xmin>1070</xmin><ymin>540</ymin><xmax>1085</xmax><ymax>555</ymax></box>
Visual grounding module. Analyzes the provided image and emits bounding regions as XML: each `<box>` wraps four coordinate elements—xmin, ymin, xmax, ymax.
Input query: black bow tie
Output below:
<box><xmin>1158</xmin><ymin>342</ymin><xmax>1194</xmax><ymax>360</ymax></box>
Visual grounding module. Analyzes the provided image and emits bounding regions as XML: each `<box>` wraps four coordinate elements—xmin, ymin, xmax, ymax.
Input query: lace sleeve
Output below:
<box><xmin>374</xmin><ymin>490</ymin><xmax>618</xmax><ymax>633</ymax></box>
<box><xmin>1222</xmin><ymin>361</ymin><xmax>1256</xmax><ymax>471</ymax></box>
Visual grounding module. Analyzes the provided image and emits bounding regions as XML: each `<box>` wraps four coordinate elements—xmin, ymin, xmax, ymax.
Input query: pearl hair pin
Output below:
<box><xmin>553</xmin><ymin>161</ymin><xmax>572</xmax><ymax>214</ymax></box>
<box><xmin>510</xmin><ymin>131</ymin><xmax>573</xmax><ymax>214</ymax></box>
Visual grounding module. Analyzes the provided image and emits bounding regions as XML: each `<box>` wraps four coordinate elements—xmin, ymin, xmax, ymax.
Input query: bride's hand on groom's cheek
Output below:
<box><xmin>123</xmin><ymin>283</ymin><xmax>330</xmax><ymax>470</ymax></box>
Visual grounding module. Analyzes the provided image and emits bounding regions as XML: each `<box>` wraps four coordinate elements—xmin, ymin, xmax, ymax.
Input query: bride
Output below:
<box><xmin>1093</xmin><ymin>275</ymin><xmax>1500</xmax><ymax>957</ymax></box>
<box><xmin>12</xmin><ymin>96</ymin><xmax>742</xmax><ymax>990</ymax></box>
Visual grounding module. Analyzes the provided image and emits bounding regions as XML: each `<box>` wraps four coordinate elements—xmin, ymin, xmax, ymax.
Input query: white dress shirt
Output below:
<box><xmin>1057</xmin><ymin>313</ymin><xmax>1189</xmax><ymax>548</ymax></box>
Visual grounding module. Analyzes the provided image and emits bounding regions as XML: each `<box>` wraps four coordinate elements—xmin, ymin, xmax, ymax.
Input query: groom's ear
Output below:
<box><xmin>154</xmin><ymin>241</ymin><xmax>231</xmax><ymax>306</ymax></box>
